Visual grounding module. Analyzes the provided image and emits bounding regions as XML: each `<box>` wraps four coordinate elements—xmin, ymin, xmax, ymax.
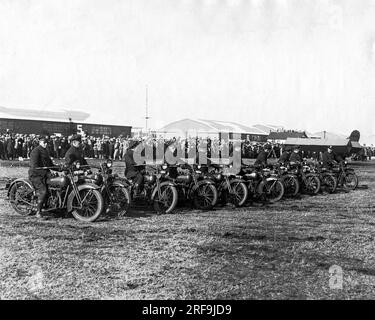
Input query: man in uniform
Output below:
<box><xmin>278</xmin><ymin>146</ymin><xmax>292</xmax><ymax>165</ymax></box>
<box><xmin>64</xmin><ymin>134</ymin><xmax>88</xmax><ymax>166</ymax></box>
<box><xmin>289</xmin><ymin>145</ymin><xmax>302</xmax><ymax>163</ymax></box>
<box><xmin>124</xmin><ymin>139</ymin><xmax>144</xmax><ymax>196</ymax></box>
<box><xmin>254</xmin><ymin>144</ymin><xmax>271</xmax><ymax>167</ymax></box>
<box><xmin>322</xmin><ymin>146</ymin><xmax>343</xmax><ymax>168</ymax></box>
<box><xmin>29</xmin><ymin>137</ymin><xmax>55</xmax><ymax>219</ymax></box>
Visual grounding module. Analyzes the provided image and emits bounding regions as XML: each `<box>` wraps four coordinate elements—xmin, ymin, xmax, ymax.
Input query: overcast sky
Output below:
<box><xmin>1</xmin><ymin>0</ymin><xmax>375</xmax><ymax>137</ymax></box>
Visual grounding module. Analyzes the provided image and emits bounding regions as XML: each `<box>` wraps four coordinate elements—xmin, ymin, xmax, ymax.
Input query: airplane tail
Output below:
<box><xmin>348</xmin><ymin>130</ymin><xmax>360</xmax><ymax>142</ymax></box>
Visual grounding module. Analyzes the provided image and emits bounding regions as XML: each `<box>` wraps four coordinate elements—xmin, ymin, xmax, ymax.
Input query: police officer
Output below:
<box><xmin>278</xmin><ymin>146</ymin><xmax>292</xmax><ymax>165</ymax></box>
<box><xmin>322</xmin><ymin>146</ymin><xmax>343</xmax><ymax>168</ymax></box>
<box><xmin>124</xmin><ymin>139</ymin><xmax>144</xmax><ymax>196</ymax></box>
<box><xmin>65</xmin><ymin>134</ymin><xmax>88</xmax><ymax>166</ymax></box>
<box><xmin>28</xmin><ymin>137</ymin><xmax>55</xmax><ymax>219</ymax></box>
<box><xmin>289</xmin><ymin>145</ymin><xmax>302</xmax><ymax>163</ymax></box>
<box><xmin>254</xmin><ymin>144</ymin><xmax>271</xmax><ymax>167</ymax></box>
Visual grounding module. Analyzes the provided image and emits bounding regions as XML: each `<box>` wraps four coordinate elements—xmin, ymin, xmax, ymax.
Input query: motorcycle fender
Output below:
<box><xmin>222</xmin><ymin>179</ymin><xmax>244</xmax><ymax>190</ymax></box>
<box><xmin>109</xmin><ymin>180</ymin><xmax>128</xmax><ymax>189</ymax></box>
<box><xmin>7</xmin><ymin>178</ymin><xmax>34</xmax><ymax>198</ymax></box>
<box><xmin>67</xmin><ymin>183</ymin><xmax>101</xmax><ymax>212</ymax></box>
<box><xmin>192</xmin><ymin>179</ymin><xmax>215</xmax><ymax>191</ymax></box>
<box><xmin>151</xmin><ymin>181</ymin><xmax>175</xmax><ymax>201</ymax></box>
<box><xmin>113</xmin><ymin>177</ymin><xmax>131</xmax><ymax>187</ymax></box>
<box><xmin>266</xmin><ymin>177</ymin><xmax>278</xmax><ymax>182</ymax></box>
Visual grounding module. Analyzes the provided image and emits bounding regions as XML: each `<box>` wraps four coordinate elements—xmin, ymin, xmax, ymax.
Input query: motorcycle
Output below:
<box><xmin>313</xmin><ymin>161</ymin><xmax>338</xmax><ymax>194</ymax></box>
<box><xmin>242</xmin><ymin>165</ymin><xmax>284</xmax><ymax>203</ymax></box>
<box><xmin>168</xmin><ymin>164</ymin><xmax>218</xmax><ymax>210</ymax></box>
<box><xmin>331</xmin><ymin>161</ymin><xmax>358</xmax><ymax>190</ymax></box>
<box><xmin>126</xmin><ymin>164</ymin><xmax>178</xmax><ymax>214</ymax></box>
<box><xmin>272</xmin><ymin>163</ymin><xmax>300</xmax><ymax>197</ymax></box>
<box><xmin>288</xmin><ymin>161</ymin><xmax>321</xmax><ymax>195</ymax></box>
<box><xmin>90</xmin><ymin>159</ymin><xmax>131</xmax><ymax>217</ymax></box>
<box><xmin>7</xmin><ymin>161</ymin><xmax>104</xmax><ymax>222</ymax></box>
<box><xmin>208</xmin><ymin>164</ymin><xmax>248</xmax><ymax>207</ymax></box>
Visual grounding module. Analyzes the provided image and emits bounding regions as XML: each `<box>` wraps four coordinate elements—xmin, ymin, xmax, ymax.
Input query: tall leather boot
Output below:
<box><xmin>35</xmin><ymin>199</ymin><xmax>46</xmax><ymax>219</ymax></box>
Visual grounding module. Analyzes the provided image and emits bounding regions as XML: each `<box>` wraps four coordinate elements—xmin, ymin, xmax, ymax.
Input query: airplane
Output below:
<box><xmin>284</xmin><ymin>130</ymin><xmax>363</xmax><ymax>157</ymax></box>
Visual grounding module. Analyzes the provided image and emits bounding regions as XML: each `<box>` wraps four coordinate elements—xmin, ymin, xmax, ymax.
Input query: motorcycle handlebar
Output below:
<box><xmin>35</xmin><ymin>164</ymin><xmax>91</xmax><ymax>171</ymax></box>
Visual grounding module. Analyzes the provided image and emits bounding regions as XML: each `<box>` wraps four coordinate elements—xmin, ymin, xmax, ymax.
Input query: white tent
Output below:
<box><xmin>158</xmin><ymin>118</ymin><xmax>268</xmax><ymax>139</ymax></box>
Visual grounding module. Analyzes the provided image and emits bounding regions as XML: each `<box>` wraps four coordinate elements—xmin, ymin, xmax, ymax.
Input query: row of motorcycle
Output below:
<box><xmin>6</xmin><ymin>159</ymin><xmax>359</xmax><ymax>222</ymax></box>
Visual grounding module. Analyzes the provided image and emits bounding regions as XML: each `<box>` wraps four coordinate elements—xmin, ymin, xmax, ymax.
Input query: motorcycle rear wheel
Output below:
<box><xmin>71</xmin><ymin>189</ymin><xmax>104</xmax><ymax>222</ymax></box>
<box><xmin>8</xmin><ymin>181</ymin><xmax>36</xmax><ymax>216</ymax></box>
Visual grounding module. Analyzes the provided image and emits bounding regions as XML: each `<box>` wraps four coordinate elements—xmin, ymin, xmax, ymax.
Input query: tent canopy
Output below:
<box><xmin>158</xmin><ymin>118</ymin><xmax>268</xmax><ymax>137</ymax></box>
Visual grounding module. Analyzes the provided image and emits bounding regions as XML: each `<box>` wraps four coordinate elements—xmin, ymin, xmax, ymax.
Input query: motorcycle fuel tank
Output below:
<box><xmin>176</xmin><ymin>175</ymin><xmax>192</xmax><ymax>183</ymax></box>
<box><xmin>47</xmin><ymin>176</ymin><xmax>69</xmax><ymax>187</ymax></box>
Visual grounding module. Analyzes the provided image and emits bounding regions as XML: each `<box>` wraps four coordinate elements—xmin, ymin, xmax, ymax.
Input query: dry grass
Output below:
<box><xmin>1</xmin><ymin>160</ymin><xmax>375</xmax><ymax>299</ymax></box>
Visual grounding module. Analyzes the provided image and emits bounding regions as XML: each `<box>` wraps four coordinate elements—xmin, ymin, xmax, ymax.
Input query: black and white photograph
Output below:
<box><xmin>0</xmin><ymin>0</ymin><xmax>374</xmax><ymax>304</ymax></box>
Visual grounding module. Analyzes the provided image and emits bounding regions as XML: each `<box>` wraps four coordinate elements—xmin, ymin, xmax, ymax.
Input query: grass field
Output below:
<box><xmin>0</xmin><ymin>160</ymin><xmax>375</xmax><ymax>299</ymax></box>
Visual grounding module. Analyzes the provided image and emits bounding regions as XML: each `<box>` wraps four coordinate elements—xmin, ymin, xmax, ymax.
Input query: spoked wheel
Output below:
<box><xmin>342</xmin><ymin>172</ymin><xmax>358</xmax><ymax>190</ymax></box>
<box><xmin>107</xmin><ymin>184</ymin><xmax>131</xmax><ymax>217</ymax></box>
<box><xmin>321</xmin><ymin>174</ymin><xmax>337</xmax><ymax>193</ymax></box>
<box><xmin>229</xmin><ymin>181</ymin><xmax>248</xmax><ymax>207</ymax></box>
<box><xmin>71</xmin><ymin>188</ymin><xmax>104</xmax><ymax>222</ymax></box>
<box><xmin>153</xmin><ymin>184</ymin><xmax>178</xmax><ymax>214</ymax></box>
<box><xmin>281</xmin><ymin>175</ymin><xmax>300</xmax><ymax>197</ymax></box>
<box><xmin>303</xmin><ymin>174</ymin><xmax>321</xmax><ymax>195</ymax></box>
<box><xmin>264</xmin><ymin>179</ymin><xmax>284</xmax><ymax>203</ymax></box>
<box><xmin>8</xmin><ymin>181</ymin><xmax>37</xmax><ymax>216</ymax></box>
<box><xmin>193</xmin><ymin>183</ymin><xmax>218</xmax><ymax>210</ymax></box>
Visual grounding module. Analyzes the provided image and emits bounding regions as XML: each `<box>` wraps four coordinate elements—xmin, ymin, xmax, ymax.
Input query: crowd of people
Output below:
<box><xmin>0</xmin><ymin>132</ymin><xmax>283</xmax><ymax>161</ymax></box>
<box><xmin>1</xmin><ymin>131</ymin><xmax>374</xmax><ymax>162</ymax></box>
<box><xmin>0</xmin><ymin>133</ymin><xmax>129</xmax><ymax>161</ymax></box>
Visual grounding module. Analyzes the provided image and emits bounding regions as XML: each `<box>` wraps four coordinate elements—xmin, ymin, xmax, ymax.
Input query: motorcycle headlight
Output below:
<box><xmin>106</xmin><ymin>160</ymin><xmax>113</xmax><ymax>168</ymax></box>
<box><xmin>344</xmin><ymin>161</ymin><xmax>348</xmax><ymax>165</ymax></box>
<box><xmin>197</xmin><ymin>165</ymin><xmax>201</xmax><ymax>169</ymax></box>
<box><xmin>73</xmin><ymin>161</ymin><xmax>80</xmax><ymax>170</ymax></box>
<box><xmin>162</xmin><ymin>164</ymin><xmax>168</xmax><ymax>170</ymax></box>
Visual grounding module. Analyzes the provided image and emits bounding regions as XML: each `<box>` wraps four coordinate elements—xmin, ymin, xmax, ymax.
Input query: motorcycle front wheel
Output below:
<box><xmin>281</xmin><ymin>174</ymin><xmax>300</xmax><ymax>197</ymax></box>
<box><xmin>106</xmin><ymin>184</ymin><xmax>131</xmax><ymax>217</ymax></box>
<box><xmin>303</xmin><ymin>174</ymin><xmax>321</xmax><ymax>195</ymax></box>
<box><xmin>153</xmin><ymin>184</ymin><xmax>178</xmax><ymax>214</ymax></box>
<box><xmin>264</xmin><ymin>179</ymin><xmax>285</xmax><ymax>203</ymax></box>
<box><xmin>229</xmin><ymin>181</ymin><xmax>248</xmax><ymax>207</ymax></box>
<box><xmin>193</xmin><ymin>183</ymin><xmax>218</xmax><ymax>210</ymax></box>
<box><xmin>70</xmin><ymin>188</ymin><xmax>104</xmax><ymax>222</ymax></box>
<box><xmin>320</xmin><ymin>173</ymin><xmax>337</xmax><ymax>194</ymax></box>
<box><xmin>342</xmin><ymin>172</ymin><xmax>358</xmax><ymax>190</ymax></box>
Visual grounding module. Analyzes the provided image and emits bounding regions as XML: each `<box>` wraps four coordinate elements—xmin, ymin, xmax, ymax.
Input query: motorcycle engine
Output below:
<box><xmin>46</xmin><ymin>188</ymin><xmax>61</xmax><ymax>209</ymax></box>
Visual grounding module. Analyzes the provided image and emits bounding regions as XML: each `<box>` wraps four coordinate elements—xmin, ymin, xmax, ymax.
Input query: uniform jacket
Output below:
<box><xmin>29</xmin><ymin>145</ymin><xmax>54</xmax><ymax>178</ymax></box>
<box><xmin>124</xmin><ymin>149</ymin><xmax>143</xmax><ymax>178</ymax></box>
<box><xmin>278</xmin><ymin>151</ymin><xmax>290</xmax><ymax>164</ymax></box>
<box><xmin>254</xmin><ymin>150</ymin><xmax>268</xmax><ymax>166</ymax></box>
<box><xmin>64</xmin><ymin>145</ymin><xmax>88</xmax><ymax>166</ymax></box>
<box><xmin>322</xmin><ymin>151</ymin><xmax>342</xmax><ymax>167</ymax></box>
<box><xmin>289</xmin><ymin>152</ymin><xmax>302</xmax><ymax>163</ymax></box>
